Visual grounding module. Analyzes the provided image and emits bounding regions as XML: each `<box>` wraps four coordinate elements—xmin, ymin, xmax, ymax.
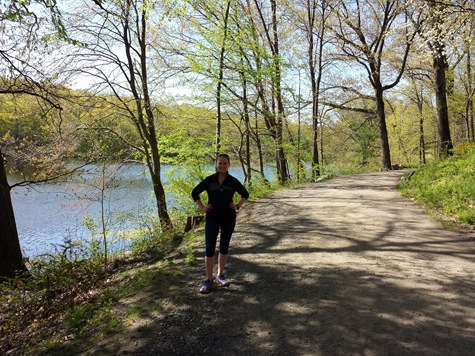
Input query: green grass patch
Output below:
<box><xmin>398</xmin><ymin>144</ymin><xmax>475</xmax><ymax>225</ymax></box>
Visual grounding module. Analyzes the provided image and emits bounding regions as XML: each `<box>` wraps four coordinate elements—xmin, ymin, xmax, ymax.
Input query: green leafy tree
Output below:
<box><xmin>165</xmin><ymin>0</ymin><xmax>292</xmax><ymax>184</ymax></box>
<box><xmin>329</xmin><ymin>0</ymin><xmax>417</xmax><ymax>170</ymax></box>
<box><xmin>65</xmin><ymin>0</ymin><xmax>173</xmax><ymax>229</ymax></box>
<box><xmin>405</xmin><ymin>0</ymin><xmax>475</xmax><ymax>157</ymax></box>
<box><xmin>290</xmin><ymin>0</ymin><xmax>334</xmax><ymax>180</ymax></box>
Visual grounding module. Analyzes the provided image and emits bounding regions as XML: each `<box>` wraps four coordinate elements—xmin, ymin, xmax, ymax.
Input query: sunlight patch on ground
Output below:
<box><xmin>275</xmin><ymin>302</ymin><xmax>314</xmax><ymax>314</ymax></box>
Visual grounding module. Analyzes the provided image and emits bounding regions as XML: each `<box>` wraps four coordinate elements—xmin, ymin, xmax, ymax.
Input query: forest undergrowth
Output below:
<box><xmin>398</xmin><ymin>143</ymin><xmax>475</xmax><ymax>227</ymax></box>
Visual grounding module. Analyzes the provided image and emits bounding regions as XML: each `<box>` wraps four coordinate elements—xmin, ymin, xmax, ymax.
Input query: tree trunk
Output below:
<box><xmin>215</xmin><ymin>0</ymin><xmax>231</xmax><ymax>156</ymax></box>
<box><xmin>254</xmin><ymin>111</ymin><xmax>266</xmax><ymax>180</ymax></box>
<box><xmin>126</xmin><ymin>2</ymin><xmax>171</xmax><ymax>229</ymax></box>
<box><xmin>245</xmin><ymin>0</ymin><xmax>287</xmax><ymax>184</ymax></box>
<box><xmin>149</xmin><ymin>151</ymin><xmax>171</xmax><ymax>229</ymax></box>
<box><xmin>433</xmin><ymin>52</ymin><xmax>453</xmax><ymax>157</ymax></box>
<box><xmin>375</xmin><ymin>88</ymin><xmax>392</xmax><ymax>169</ymax></box>
<box><xmin>311</xmin><ymin>107</ymin><xmax>320</xmax><ymax>180</ymax></box>
<box><xmin>466</xmin><ymin>44</ymin><xmax>474</xmax><ymax>142</ymax></box>
<box><xmin>0</xmin><ymin>149</ymin><xmax>28</xmax><ymax>279</ymax></box>
<box><xmin>310</xmin><ymin>45</ymin><xmax>320</xmax><ymax>180</ymax></box>
<box><xmin>307</xmin><ymin>0</ymin><xmax>326</xmax><ymax>181</ymax></box>
<box><xmin>242</xmin><ymin>76</ymin><xmax>252</xmax><ymax>183</ymax></box>
<box><xmin>426</xmin><ymin>0</ymin><xmax>453</xmax><ymax>157</ymax></box>
<box><xmin>471</xmin><ymin>104</ymin><xmax>475</xmax><ymax>142</ymax></box>
<box><xmin>271</xmin><ymin>0</ymin><xmax>289</xmax><ymax>184</ymax></box>
<box><xmin>417</xmin><ymin>95</ymin><xmax>426</xmax><ymax>165</ymax></box>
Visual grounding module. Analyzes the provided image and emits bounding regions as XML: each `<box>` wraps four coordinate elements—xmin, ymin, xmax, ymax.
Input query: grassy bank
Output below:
<box><xmin>398</xmin><ymin>143</ymin><xmax>475</xmax><ymax>226</ymax></box>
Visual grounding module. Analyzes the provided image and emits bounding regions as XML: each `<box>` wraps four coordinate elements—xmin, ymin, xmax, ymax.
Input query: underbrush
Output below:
<box><xmin>0</xmin><ymin>228</ymin><xmax>201</xmax><ymax>355</ymax></box>
<box><xmin>398</xmin><ymin>143</ymin><xmax>475</xmax><ymax>226</ymax></box>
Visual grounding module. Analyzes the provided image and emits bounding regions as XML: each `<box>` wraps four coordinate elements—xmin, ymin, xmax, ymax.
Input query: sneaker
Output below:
<box><xmin>216</xmin><ymin>274</ymin><xmax>230</xmax><ymax>286</ymax></box>
<box><xmin>199</xmin><ymin>279</ymin><xmax>214</xmax><ymax>294</ymax></box>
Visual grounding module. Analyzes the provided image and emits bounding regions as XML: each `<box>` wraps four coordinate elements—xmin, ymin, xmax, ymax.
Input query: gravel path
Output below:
<box><xmin>91</xmin><ymin>170</ymin><xmax>475</xmax><ymax>356</ymax></box>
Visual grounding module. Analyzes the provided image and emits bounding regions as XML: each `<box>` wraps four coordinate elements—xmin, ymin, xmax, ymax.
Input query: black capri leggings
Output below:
<box><xmin>204</xmin><ymin>218</ymin><xmax>236</xmax><ymax>257</ymax></box>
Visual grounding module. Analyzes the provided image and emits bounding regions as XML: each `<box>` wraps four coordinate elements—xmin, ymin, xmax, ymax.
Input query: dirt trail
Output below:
<box><xmin>92</xmin><ymin>171</ymin><xmax>475</xmax><ymax>356</ymax></box>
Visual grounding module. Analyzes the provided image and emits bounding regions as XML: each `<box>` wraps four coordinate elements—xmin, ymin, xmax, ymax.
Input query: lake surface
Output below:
<box><xmin>9</xmin><ymin>163</ymin><xmax>255</xmax><ymax>258</ymax></box>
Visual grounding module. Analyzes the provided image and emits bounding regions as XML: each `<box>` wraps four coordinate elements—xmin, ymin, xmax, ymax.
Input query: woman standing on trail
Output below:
<box><xmin>191</xmin><ymin>153</ymin><xmax>249</xmax><ymax>294</ymax></box>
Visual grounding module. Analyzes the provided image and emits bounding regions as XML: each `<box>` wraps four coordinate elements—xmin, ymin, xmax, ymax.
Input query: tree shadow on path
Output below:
<box><xmin>96</xmin><ymin>171</ymin><xmax>475</xmax><ymax>356</ymax></box>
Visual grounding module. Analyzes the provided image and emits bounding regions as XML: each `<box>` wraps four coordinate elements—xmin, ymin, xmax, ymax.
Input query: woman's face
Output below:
<box><xmin>216</xmin><ymin>157</ymin><xmax>230</xmax><ymax>173</ymax></box>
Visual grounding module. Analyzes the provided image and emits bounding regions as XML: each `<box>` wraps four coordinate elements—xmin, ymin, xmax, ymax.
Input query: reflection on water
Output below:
<box><xmin>9</xmin><ymin>163</ymin><xmax>252</xmax><ymax>258</ymax></box>
<box><xmin>10</xmin><ymin>164</ymin><xmax>162</xmax><ymax>258</ymax></box>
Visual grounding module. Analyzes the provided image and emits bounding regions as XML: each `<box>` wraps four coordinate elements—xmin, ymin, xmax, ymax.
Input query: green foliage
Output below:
<box><xmin>320</xmin><ymin>110</ymin><xmax>380</xmax><ymax>170</ymax></box>
<box><xmin>184</xmin><ymin>248</ymin><xmax>197</xmax><ymax>265</ymax></box>
<box><xmin>0</xmin><ymin>225</ymin><xmax>196</xmax><ymax>354</ymax></box>
<box><xmin>128</xmin><ymin>227</ymin><xmax>185</xmax><ymax>263</ymax></box>
<box><xmin>322</xmin><ymin>161</ymin><xmax>380</xmax><ymax>176</ymax></box>
<box><xmin>386</xmin><ymin>99</ymin><xmax>438</xmax><ymax>166</ymax></box>
<box><xmin>0</xmin><ymin>95</ymin><xmax>46</xmax><ymax>143</ymax></box>
<box><xmin>0</xmin><ymin>246</ymin><xmax>108</xmax><ymax>353</ymax></box>
<box><xmin>65</xmin><ymin>304</ymin><xmax>91</xmax><ymax>333</ymax></box>
<box><xmin>244</xmin><ymin>173</ymin><xmax>278</xmax><ymax>197</ymax></box>
<box><xmin>181</xmin><ymin>231</ymin><xmax>200</xmax><ymax>266</ymax></box>
<box><xmin>166</xmin><ymin>163</ymin><xmax>214</xmax><ymax>221</ymax></box>
<box><xmin>398</xmin><ymin>143</ymin><xmax>475</xmax><ymax>225</ymax></box>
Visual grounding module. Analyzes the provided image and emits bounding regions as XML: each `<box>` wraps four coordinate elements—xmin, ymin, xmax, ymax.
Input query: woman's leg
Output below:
<box><xmin>217</xmin><ymin>219</ymin><xmax>236</xmax><ymax>276</ymax></box>
<box><xmin>217</xmin><ymin>253</ymin><xmax>228</xmax><ymax>276</ymax></box>
<box><xmin>204</xmin><ymin>219</ymin><xmax>220</xmax><ymax>280</ymax></box>
<box><xmin>205</xmin><ymin>256</ymin><xmax>214</xmax><ymax>281</ymax></box>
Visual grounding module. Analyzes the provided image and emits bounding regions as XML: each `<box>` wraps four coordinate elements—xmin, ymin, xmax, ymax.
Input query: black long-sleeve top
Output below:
<box><xmin>191</xmin><ymin>172</ymin><xmax>249</xmax><ymax>221</ymax></box>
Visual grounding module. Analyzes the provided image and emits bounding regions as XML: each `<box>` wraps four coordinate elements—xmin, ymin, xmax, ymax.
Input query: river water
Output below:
<box><xmin>9</xmin><ymin>163</ymin><xmax>251</xmax><ymax>258</ymax></box>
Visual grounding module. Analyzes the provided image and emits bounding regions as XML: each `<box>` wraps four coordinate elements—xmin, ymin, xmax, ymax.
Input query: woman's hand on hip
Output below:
<box><xmin>201</xmin><ymin>204</ymin><xmax>213</xmax><ymax>212</ymax></box>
